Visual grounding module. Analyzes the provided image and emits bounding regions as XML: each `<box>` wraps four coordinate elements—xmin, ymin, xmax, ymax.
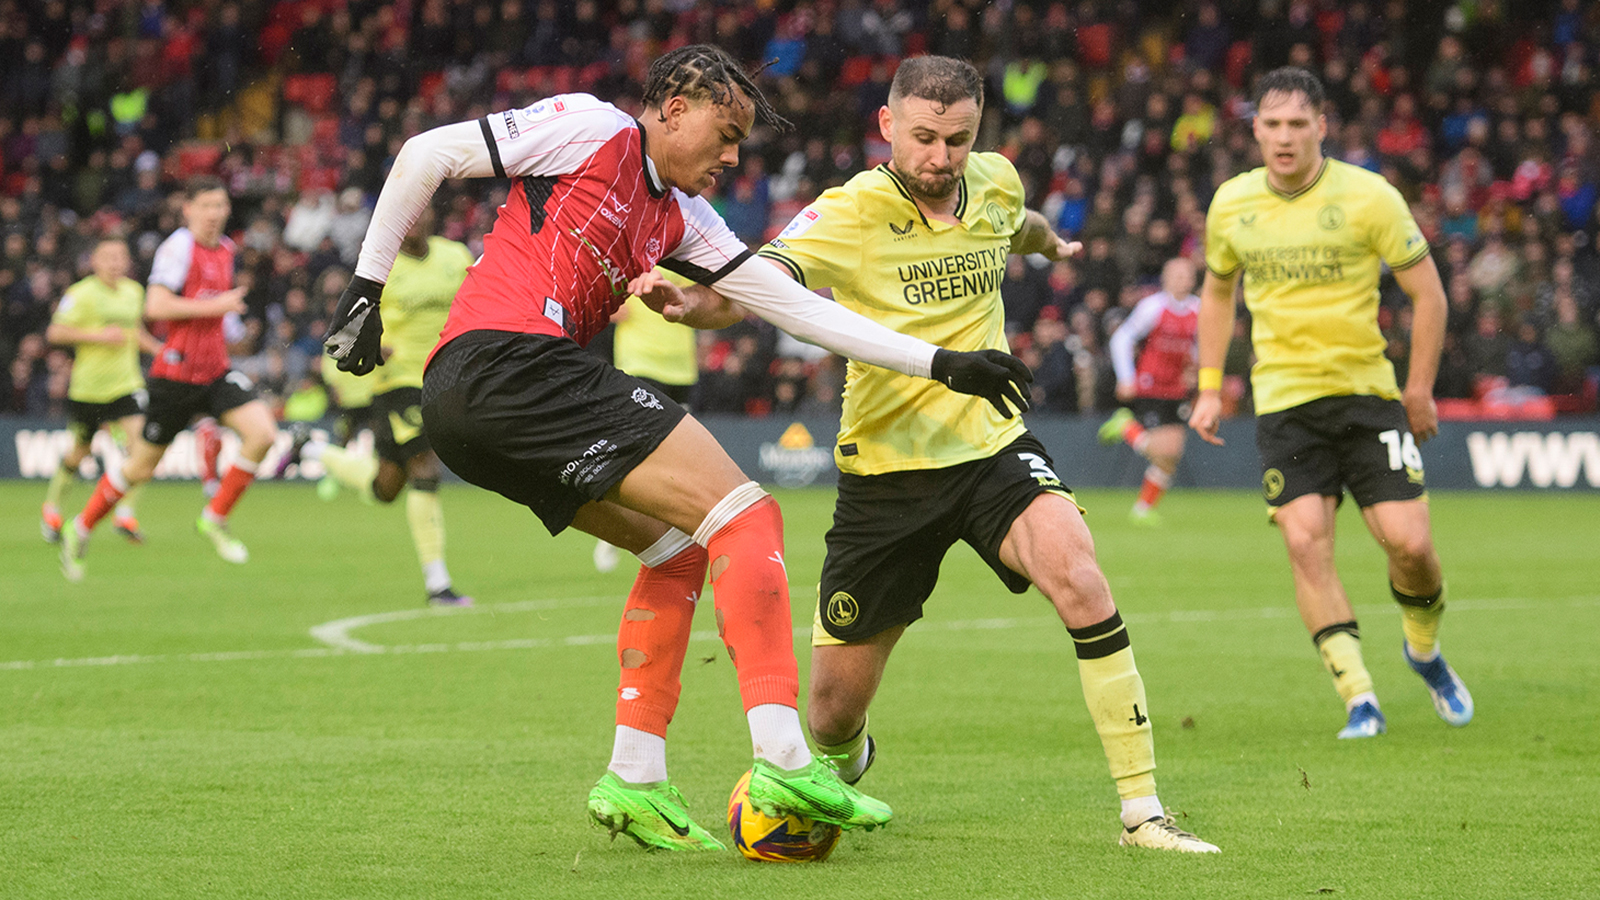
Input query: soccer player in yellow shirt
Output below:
<box><xmin>302</xmin><ymin>207</ymin><xmax>474</xmax><ymax>605</ymax></box>
<box><xmin>636</xmin><ymin>56</ymin><xmax>1217</xmax><ymax>853</ymax></box>
<box><xmin>42</xmin><ymin>237</ymin><xmax>162</xmax><ymax>544</ymax></box>
<box><xmin>1189</xmin><ymin>67</ymin><xmax>1472</xmax><ymax>739</ymax></box>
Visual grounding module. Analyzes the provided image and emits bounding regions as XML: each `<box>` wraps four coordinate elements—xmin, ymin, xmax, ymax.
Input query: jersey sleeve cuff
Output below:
<box><xmin>478</xmin><ymin>117</ymin><xmax>506</xmax><ymax>179</ymax></box>
<box><xmin>1389</xmin><ymin>246</ymin><xmax>1431</xmax><ymax>272</ymax></box>
<box><xmin>658</xmin><ymin>248</ymin><xmax>756</xmax><ymax>286</ymax></box>
<box><xmin>755</xmin><ymin>248</ymin><xmax>807</xmax><ymax>288</ymax></box>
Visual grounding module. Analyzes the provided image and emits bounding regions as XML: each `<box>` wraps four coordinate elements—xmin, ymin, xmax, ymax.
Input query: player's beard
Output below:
<box><xmin>892</xmin><ymin>163</ymin><xmax>959</xmax><ymax>203</ymax></box>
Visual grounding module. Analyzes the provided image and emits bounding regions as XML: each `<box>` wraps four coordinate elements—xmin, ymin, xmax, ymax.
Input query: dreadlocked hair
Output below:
<box><xmin>641</xmin><ymin>44</ymin><xmax>791</xmax><ymax>131</ymax></box>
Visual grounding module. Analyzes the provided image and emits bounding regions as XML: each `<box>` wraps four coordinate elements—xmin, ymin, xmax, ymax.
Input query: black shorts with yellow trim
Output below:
<box><xmin>1255</xmin><ymin>394</ymin><xmax>1426</xmax><ymax>515</ymax></box>
<box><xmin>66</xmin><ymin>392</ymin><xmax>145</xmax><ymax>443</ymax></box>
<box><xmin>420</xmin><ymin>330</ymin><xmax>688</xmax><ymax>536</ymax></box>
<box><xmin>372</xmin><ymin>386</ymin><xmax>428</xmax><ymax>464</ymax></box>
<box><xmin>814</xmin><ymin>432</ymin><xmax>1081</xmax><ymax>646</ymax></box>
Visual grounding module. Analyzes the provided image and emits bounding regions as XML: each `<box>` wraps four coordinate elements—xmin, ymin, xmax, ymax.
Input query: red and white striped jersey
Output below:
<box><xmin>147</xmin><ymin>228</ymin><xmax>236</xmax><ymax>384</ymax></box>
<box><xmin>1108</xmin><ymin>290</ymin><xmax>1200</xmax><ymax>400</ymax></box>
<box><xmin>435</xmin><ymin>93</ymin><xmax>749</xmax><ymax>356</ymax></box>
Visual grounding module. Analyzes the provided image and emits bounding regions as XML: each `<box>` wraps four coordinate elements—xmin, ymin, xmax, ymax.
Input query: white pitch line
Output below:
<box><xmin>307</xmin><ymin>595</ymin><xmax>621</xmax><ymax>653</ymax></box>
<box><xmin>2</xmin><ymin>596</ymin><xmax>1595</xmax><ymax>673</ymax></box>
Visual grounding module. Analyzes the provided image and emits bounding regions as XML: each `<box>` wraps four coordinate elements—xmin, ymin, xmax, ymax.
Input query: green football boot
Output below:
<box><xmin>196</xmin><ymin>515</ymin><xmax>249</xmax><ymax>564</ymax></box>
<box><xmin>586</xmin><ymin>772</ymin><xmax>726</xmax><ymax>851</ymax></box>
<box><xmin>746</xmin><ymin>757</ymin><xmax>892</xmax><ymax>830</ymax></box>
<box><xmin>1098</xmin><ymin>407</ymin><xmax>1135</xmax><ymax>445</ymax></box>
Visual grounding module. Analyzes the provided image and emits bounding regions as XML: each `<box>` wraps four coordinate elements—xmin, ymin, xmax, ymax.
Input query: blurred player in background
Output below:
<box><xmin>1099</xmin><ymin>257</ymin><xmax>1201</xmax><ymax>523</ymax></box>
<box><xmin>300</xmin><ymin>207</ymin><xmax>475</xmax><ymax>606</ymax></box>
<box><xmin>41</xmin><ymin>236</ymin><xmax>162</xmax><ymax>544</ymax></box>
<box><xmin>593</xmin><ymin>271</ymin><xmax>701</xmax><ymax>574</ymax></box>
<box><xmin>325</xmin><ymin>45</ymin><xmax>1030</xmax><ymax>851</ymax></box>
<box><xmin>60</xmin><ymin>177</ymin><xmax>280</xmax><ymax>580</ymax></box>
<box><xmin>1190</xmin><ymin>67</ymin><xmax>1472</xmax><ymax>739</ymax></box>
<box><xmin>645</xmin><ymin>55</ymin><xmax>1217</xmax><ymax>853</ymax></box>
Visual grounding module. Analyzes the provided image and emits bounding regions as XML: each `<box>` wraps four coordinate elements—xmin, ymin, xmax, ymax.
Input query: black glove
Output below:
<box><xmin>929</xmin><ymin>348</ymin><xmax>1033</xmax><ymax>418</ymax></box>
<box><xmin>324</xmin><ymin>275</ymin><xmax>386</xmax><ymax>375</ymax></box>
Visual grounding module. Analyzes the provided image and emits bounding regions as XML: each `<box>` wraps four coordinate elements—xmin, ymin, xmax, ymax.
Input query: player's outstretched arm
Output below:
<box><xmin>145</xmin><ymin>285</ymin><xmax>246</xmax><ymax>321</ymax></box>
<box><xmin>1187</xmin><ymin>269</ymin><xmax>1239</xmax><ymax>446</ymax></box>
<box><xmin>1392</xmin><ymin>255</ymin><xmax>1447</xmax><ymax>442</ymax></box>
<box><xmin>1010</xmin><ymin>209</ymin><xmax>1082</xmax><ymax>261</ymax></box>
<box><xmin>712</xmin><ymin>255</ymin><xmax>1033</xmax><ymax>417</ymax></box>
<box><xmin>629</xmin><ymin>270</ymin><xmax>747</xmax><ymax>330</ymax></box>
<box><xmin>328</xmin><ymin>121</ymin><xmax>497</xmax><ymax>374</ymax></box>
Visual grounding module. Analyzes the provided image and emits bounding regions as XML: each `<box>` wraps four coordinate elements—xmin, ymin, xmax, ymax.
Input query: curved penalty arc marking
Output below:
<box><xmin>308</xmin><ymin>595</ymin><xmax>623</xmax><ymax>653</ymax></box>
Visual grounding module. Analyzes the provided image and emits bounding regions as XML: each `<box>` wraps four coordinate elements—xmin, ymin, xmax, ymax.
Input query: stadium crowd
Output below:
<box><xmin>2</xmin><ymin>0</ymin><xmax>1598</xmax><ymax>420</ymax></box>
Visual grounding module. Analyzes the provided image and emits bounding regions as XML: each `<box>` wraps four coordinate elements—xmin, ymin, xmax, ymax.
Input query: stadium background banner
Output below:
<box><xmin>4</xmin><ymin>416</ymin><xmax>1599</xmax><ymax>492</ymax></box>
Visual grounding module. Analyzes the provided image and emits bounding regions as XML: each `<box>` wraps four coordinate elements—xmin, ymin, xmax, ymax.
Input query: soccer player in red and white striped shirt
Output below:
<box><xmin>1099</xmin><ymin>257</ymin><xmax>1202</xmax><ymax>522</ymax></box>
<box><xmin>60</xmin><ymin>177</ymin><xmax>280</xmax><ymax>579</ymax></box>
<box><xmin>325</xmin><ymin>45</ymin><xmax>1033</xmax><ymax>851</ymax></box>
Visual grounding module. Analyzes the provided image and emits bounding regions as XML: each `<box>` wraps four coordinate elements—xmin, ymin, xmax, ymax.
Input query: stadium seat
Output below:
<box><xmin>283</xmin><ymin>73</ymin><xmax>337</xmax><ymax>115</ymax></box>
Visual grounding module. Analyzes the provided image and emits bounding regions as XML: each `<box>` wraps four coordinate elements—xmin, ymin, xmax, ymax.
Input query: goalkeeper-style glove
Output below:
<box><xmin>324</xmin><ymin>275</ymin><xmax>386</xmax><ymax>375</ymax></box>
<box><xmin>930</xmin><ymin>348</ymin><xmax>1034</xmax><ymax>418</ymax></box>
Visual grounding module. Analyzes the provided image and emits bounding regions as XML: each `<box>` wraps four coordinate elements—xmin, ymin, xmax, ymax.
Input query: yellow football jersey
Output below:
<box><xmin>372</xmin><ymin>236</ymin><xmax>475</xmax><ymax>392</ymax></box>
<box><xmin>614</xmin><ymin>275</ymin><xmax>697</xmax><ymax>387</ymax></box>
<box><xmin>759</xmin><ymin>153</ymin><xmax>1028</xmax><ymax>475</ymax></box>
<box><xmin>1205</xmin><ymin>158</ymin><xmax>1430</xmax><ymax>414</ymax></box>
<box><xmin>52</xmin><ymin>274</ymin><xmax>146</xmax><ymax>403</ymax></box>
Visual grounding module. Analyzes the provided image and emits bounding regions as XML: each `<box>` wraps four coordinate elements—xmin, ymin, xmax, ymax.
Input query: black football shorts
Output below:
<box><xmin>421</xmin><ymin>330</ymin><xmax>688</xmax><ymax>535</ymax></box>
<box><xmin>814</xmin><ymin>432</ymin><xmax>1080</xmax><ymax>645</ymax></box>
<box><xmin>1254</xmin><ymin>394</ymin><xmax>1427</xmax><ymax>511</ymax></box>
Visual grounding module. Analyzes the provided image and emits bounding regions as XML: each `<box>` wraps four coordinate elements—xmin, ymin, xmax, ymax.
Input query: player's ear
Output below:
<box><xmin>660</xmin><ymin>94</ymin><xmax>689</xmax><ymax>131</ymax></box>
<box><xmin>878</xmin><ymin>105</ymin><xmax>894</xmax><ymax>143</ymax></box>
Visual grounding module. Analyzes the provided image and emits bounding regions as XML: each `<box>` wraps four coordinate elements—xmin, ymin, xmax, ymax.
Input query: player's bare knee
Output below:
<box><xmin>1384</xmin><ymin>532</ymin><xmax>1437</xmax><ymax>575</ymax></box>
<box><xmin>1043</xmin><ymin>561</ymin><xmax>1113</xmax><ymax>620</ymax></box>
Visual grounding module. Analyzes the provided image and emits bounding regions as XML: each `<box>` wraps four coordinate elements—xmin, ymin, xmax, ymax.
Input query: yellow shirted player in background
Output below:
<box><xmin>1189</xmin><ymin>66</ymin><xmax>1471</xmax><ymax>739</ymax></box>
<box><xmin>41</xmin><ymin>237</ymin><xmax>162</xmax><ymax>544</ymax></box>
<box><xmin>635</xmin><ymin>55</ymin><xmax>1217</xmax><ymax>853</ymax></box>
<box><xmin>320</xmin><ymin>352</ymin><xmax>376</xmax><ymax>448</ymax></box>
<box><xmin>593</xmin><ymin>279</ymin><xmax>700</xmax><ymax>573</ymax></box>
<box><xmin>301</xmin><ymin>207</ymin><xmax>475</xmax><ymax>606</ymax></box>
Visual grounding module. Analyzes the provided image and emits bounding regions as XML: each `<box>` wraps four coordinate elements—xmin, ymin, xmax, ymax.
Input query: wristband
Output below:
<box><xmin>1197</xmin><ymin>367</ymin><xmax>1223</xmax><ymax>392</ymax></box>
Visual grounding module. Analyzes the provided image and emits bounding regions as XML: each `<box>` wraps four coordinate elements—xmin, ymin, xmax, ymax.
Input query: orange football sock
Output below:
<box><xmin>614</xmin><ymin>543</ymin><xmax>707</xmax><ymax>737</ymax></box>
<box><xmin>703</xmin><ymin>495</ymin><xmax>798</xmax><ymax>711</ymax></box>
<box><xmin>205</xmin><ymin>458</ymin><xmax>258</xmax><ymax>520</ymax></box>
<box><xmin>1134</xmin><ymin>465</ymin><xmax>1171</xmax><ymax>512</ymax></box>
<box><xmin>79</xmin><ymin>471</ymin><xmax>128</xmax><ymax>532</ymax></box>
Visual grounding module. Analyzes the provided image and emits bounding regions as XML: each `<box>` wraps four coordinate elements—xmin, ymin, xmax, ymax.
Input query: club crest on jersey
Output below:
<box><xmin>780</xmin><ymin>208</ymin><xmax>821</xmax><ymax>239</ymax></box>
<box><xmin>645</xmin><ymin>237</ymin><xmax>662</xmax><ymax>266</ymax></box>
<box><xmin>631</xmin><ymin>387</ymin><xmax>663</xmax><ymax>411</ymax></box>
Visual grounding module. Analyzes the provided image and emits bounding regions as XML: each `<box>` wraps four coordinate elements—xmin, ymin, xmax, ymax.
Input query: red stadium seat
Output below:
<box><xmin>838</xmin><ymin>56</ymin><xmax>874</xmax><ymax>87</ymax></box>
<box><xmin>283</xmin><ymin>73</ymin><xmax>337</xmax><ymax>114</ymax></box>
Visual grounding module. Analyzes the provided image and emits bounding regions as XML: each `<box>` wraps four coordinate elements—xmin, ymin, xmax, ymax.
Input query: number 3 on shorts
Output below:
<box><xmin>1378</xmin><ymin>429</ymin><xmax>1422</xmax><ymax>471</ymax></box>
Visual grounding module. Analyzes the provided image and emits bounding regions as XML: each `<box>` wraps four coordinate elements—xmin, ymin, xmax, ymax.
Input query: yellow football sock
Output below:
<box><xmin>1313</xmin><ymin>623</ymin><xmax>1374</xmax><ymax>707</ymax></box>
<box><xmin>1070</xmin><ymin>613</ymin><xmax>1156</xmax><ymax>801</ymax></box>
<box><xmin>406</xmin><ymin>486</ymin><xmax>446</xmax><ymax>570</ymax></box>
<box><xmin>814</xmin><ymin>714</ymin><xmax>872</xmax><ymax>783</ymax></box>
<box><xmin>1392</xmin><ymin>583</ymin><xmax>1445</xmax><ymax>659</ymax></box>
<box><xmin>321</xmin><ymin>445</ymin><xmax>377</xmax><ymax>500</ymax></box>
<box><xmin>46</xmin><ymin>461</ymin><xmax>75</xmax><ymax>508</ymax></box>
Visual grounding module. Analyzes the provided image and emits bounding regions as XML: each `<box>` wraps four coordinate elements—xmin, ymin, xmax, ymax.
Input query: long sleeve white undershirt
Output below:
<box><xmin>354</xmin><ymin>120</ymin><xmax>937</xmax><ymax>379</ymax></box>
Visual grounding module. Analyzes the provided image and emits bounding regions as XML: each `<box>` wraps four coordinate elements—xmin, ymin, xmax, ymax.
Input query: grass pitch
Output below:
<box><xmin>2</xmin><ymin>480</ymin><xmax>1597</xmax><ymax>899</ymax></box>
